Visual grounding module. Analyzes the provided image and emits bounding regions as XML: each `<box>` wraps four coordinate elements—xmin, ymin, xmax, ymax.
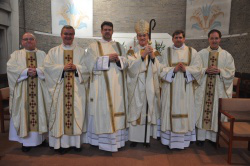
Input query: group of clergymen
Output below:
<box><xmin>7</xmin><ymin>19</ymin><xmax>235</xmax><ymax>154</ymax></box>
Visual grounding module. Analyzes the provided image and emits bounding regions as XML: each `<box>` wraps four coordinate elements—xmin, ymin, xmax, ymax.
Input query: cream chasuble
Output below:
<box><xmin>127</xmin><ymin>45</ymin><xmax>161</xmax><ymax>142</ymax></box>
<box><xmin>7</xmin><ymin>49</ymin><xmax>49</xmax><ymax>138</ymax></box>
<box><xmin>44</xmin><ymin>44</ymin><xmax>90</xmax><ymax>138</ymax></box>
<box><xmin>85</xmin><ymin>40</ymin><xmax>128</xmax><ymax>135</ymax></box>
<box><xmin>159</xmin><ymin>45</ymin><xmax>202</xmax><ymax>134</ymax></box>
<box><xmin>195</xmin><ymin>47</ymin><xmax>235</xmax><ymax>137</ymax></box>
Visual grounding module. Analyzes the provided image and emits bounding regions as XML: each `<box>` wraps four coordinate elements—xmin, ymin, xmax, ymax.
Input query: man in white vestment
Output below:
<box><xmin>44</xmin><ymin>25</ymin><xmax>90</xmax><ymax>154</ymax></box>
<box><xmin>195</xmin><ymin>29</ymin><xmax>235</xmax><ymax>146</ymax></box>
<box><xmin>126</xmin><ymin>20</ymin><xmax>161</xmax><ymax>147</ymax></box>
<box><xmin>7</xmin><ymin>32</ymin><xmax>49</xmax><ymax>152</ymax></box>
<box><xmin>159</xmin><ymin>30</ymin><xmax>202</xmax><ymax>149</ymax></box>
<box><xmin>85</xmin><ymin>21</ymin><xmax>128</xmax><ymax>152</ymax></box>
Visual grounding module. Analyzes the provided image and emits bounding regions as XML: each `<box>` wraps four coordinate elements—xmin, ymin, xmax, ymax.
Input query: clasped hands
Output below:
<box><xmin>108</xmin><ymin>53</ymin><xmax>120</xmax><ymax>62</ymax></box>
<box><xmin>27</xmin><ymin>68</ymin><xmax>37</xmax><ymax>77</ymax></box>
<box><xmin>206</xmin><ymin>65</ymin><xmax>220</xmax><ymax>75</ymax></box>
<box><xmin>141</xmin><ymin>45</ymin><xmax>155</xmax><ymax>59</ymax></box>
<box><xmin>64</xmin><ymin>62</ymin><xmax>76</xmax><ymax>71</ymax></box>
<box><xmin>174</xmin><ymin>63</ymin><xmax>186</xmax><ymax>73</ymax></box>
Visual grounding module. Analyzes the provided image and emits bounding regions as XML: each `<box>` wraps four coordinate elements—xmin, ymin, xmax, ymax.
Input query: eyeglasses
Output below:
<box><xmin>22</xmin><ymin>38</ymin><xmax>35</xmax><ymax>41</ymax></box>
<box><xmin>137</xmin><ymin>34</ymin><xmax>148</xmax><ymax>38</ymax></box>
<box><xmin>63</xmin><ymin>33</ymin><xmax>75</xmax><ymax>36</ymax></box>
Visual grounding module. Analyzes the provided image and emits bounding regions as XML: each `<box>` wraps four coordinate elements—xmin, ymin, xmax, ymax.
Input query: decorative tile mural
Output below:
<box><xmin>186</xmin><ymin>0</ymin><xmax>231</xmax><ymax>38</ymax></box>
<box><xmin>51</xmin><ymin>0</ymin><xmax>93</xmax><ymax>37</ymax></box>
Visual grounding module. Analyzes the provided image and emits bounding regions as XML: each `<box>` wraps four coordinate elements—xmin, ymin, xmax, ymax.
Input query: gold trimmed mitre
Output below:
<box><xmin>135</xmin><ymin>19</ymin><xmax>149</xmax><ymax>34</ymax></box>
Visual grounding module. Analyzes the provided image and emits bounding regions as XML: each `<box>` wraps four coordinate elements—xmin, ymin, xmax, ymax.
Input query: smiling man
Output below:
<box><xmin>44</xmin><ymin>25</ymin><xmax>90</xmax><ymax>154</ymax></box>
<box><xmin>195</xmin><ymin>29</ymin><xmax>235</xmax><ymax>147</ymax></box>
<box><xmin>85</xmin><ymin>21</ymin><xmax>128</xmax><ymax>152</ymax></box>
<box><xmin>7</xmin><ymin>32</ymin><xmax>50</xmax><ymax>152</ymax></box>
<box><xmin>159</xmin><ymin>30</ymin><xmax>202</xmax><ymax>149</ymax></box>
<box><xmin>126</xmin><ymin>19</ymin><xmax>161</xmax><ymax>148</ymax></box>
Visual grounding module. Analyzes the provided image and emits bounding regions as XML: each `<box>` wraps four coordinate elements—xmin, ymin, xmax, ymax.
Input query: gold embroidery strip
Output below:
<box><xmin>114</xmin><ymin>112</ymin><xmax>125</xmax><ymax>117</ymax></box>
<box><xmin>202</xmin><ymin>52</ymin><xmax>219</xmax><ymax>130</ymax></box>
<box><xmin>116</xmin><ymin>42</ymin><xmax>127</xmax><ymax>128</ymax></box>
<box><xmin>97</xmin><ymin>41</ymin><xmax>116</xmax><ymax>132</ymax></box>
<box><xmin>172</xmin><ymin>114</ymin><xmax>188</xmax><ymax>118</ymax></box>
<box><xmin>136</xmin><ymin>114</ymin><xmax>141</xmax><ymax>125</ymax></box>
<box><xmin>63</xmin><ymin>50</ymin><xmax>74</xmax><ymax>135</ymax></box>
<box><xmin>168</xmin><ymin>47</ymin><xmax>173</xmax><ymax>131</ymax></box>
<box><xmin>26</xmin><ymin>52</ymin><xmax>38</xmax><ymax>132</ymax></box>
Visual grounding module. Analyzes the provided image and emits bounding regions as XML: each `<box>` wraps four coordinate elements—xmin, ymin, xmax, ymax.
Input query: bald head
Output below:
<box><xmin>22</xmin><ymin>32</ymin><xmax>37</xmax><ymax>50</ymax></box>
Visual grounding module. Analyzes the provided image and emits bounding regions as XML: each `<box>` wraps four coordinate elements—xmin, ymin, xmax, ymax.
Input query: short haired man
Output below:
<box><xmin>85</xmin><ymin>21</ymin><xmax>128</xmax><ymax>152</ymax></box>
<box><xmin>195</xmin><ymin>29</ymin><xmax>235</xmax><ymax>146</ymax></box>
<box><xmin>44</xmin><ymin>25</ymin><xmax>90</xmax><ymax>154</ymax></box>
<box><xmin>7</xmin><ymin>32</ymin><xmax>49</xmax><ymax>152</ymax></box>
<box><xmin>159</xmin><ymin>30</ymin><xmax>202</xmax><ymax>149</ymax></box>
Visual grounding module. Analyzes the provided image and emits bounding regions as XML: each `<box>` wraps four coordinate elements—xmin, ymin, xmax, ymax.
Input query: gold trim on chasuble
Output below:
<box><xmin>64</xmin><ymin>50</ymin><xmax>74</xmax><ymax>135</ymax></box>
<box><xmin>202</xmin><ymin>51</ymin><xmax>219</xmax><ymax>130</ymax></box>
<box><xmin>26</xmin><ymin>52</ymin><xmax>38</xmax><ymax>132</ymax></box>
<box><xmin>97</xmin><ymin>41</ymin><xmax>115</xmax><ymax>132</ymax></box>
<box><xmin>96</xmin><ymin>41</ymin><xmax>127</xmax><ymax>132</ymax></box>
<box><xmin>116</xmin><ymin>42</ymin><xmax>127</xmax><ymax>129</ymax></box>
<box><xmin>167</xmin><ymin>47</ymin><xmax>191</xmax><ymax>132</ymax></box>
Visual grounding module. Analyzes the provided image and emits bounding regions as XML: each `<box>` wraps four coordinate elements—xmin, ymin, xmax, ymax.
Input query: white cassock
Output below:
<box><xmin>126</xmin><ymin>45</ymin><xmax>161</xmax><ymax>143</ymax></box>
<box><xmin>44</xmin><ymin>44</ymin><xmax>90</xmax><ymax>149</ymax></box>
<box><xmin>159</xmin><ymin>44</ymin><xmax>202</xmax><ymax>149</ymax></box>
<box><xmin>195</xmin><ymin>46</ymin><xmax>235</xmax><ymax>142</ymax></box>
<box><xmin>7</xmin><ymin>49</ymin><xmax>49</xmax><ymax>146</ymax></box>
<box><xmin>85</xmin><ymin>39</ymin><xmax>128</xmax><ymax>152</ymax></box>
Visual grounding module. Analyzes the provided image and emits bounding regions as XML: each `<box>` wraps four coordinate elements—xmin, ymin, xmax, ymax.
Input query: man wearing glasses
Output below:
<box><xmin>44</xmin><ymin>25</ymin><xmax>90</xmax><ymax>154</ymax></box>
<box><xmin>7</xmin><ymin>32</ymin><xmax>50</xmax><ymax>152</ymax></box>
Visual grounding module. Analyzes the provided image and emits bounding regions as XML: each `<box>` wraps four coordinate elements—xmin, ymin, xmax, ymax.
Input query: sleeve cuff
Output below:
<box><xmin>164</xmin><ymin>68</ymin><xmax>174</xmax><ymax>83</ymax></box>
<box><xmin>185</xmin><ymin>70</ymin><xmax>194</xmax><ymax>83</ymax></box>
<box><xmin>17</xmin><ymin>68</ymin><xmax>29</xmax><ymax>83</ymax></box>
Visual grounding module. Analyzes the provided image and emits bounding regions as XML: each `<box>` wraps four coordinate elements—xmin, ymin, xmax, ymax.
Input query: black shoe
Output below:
<box><xmin>39</xmin><ymin>140</ymin><xmax>49</xmax><ymax>147</ymax></box>
<box><xmin>196</xmin><ymin>141</ymin><xmax>205</xmax><ymax>147</ymax></box>
<box><xmin>208</xmin><ymin>140</ymin><xmax>216</xmax><ymax>147</ymax></box>
<box><xmin>71</xmin><ymin>147</ymin><xmax>82</xmax><ymax>152</ymax></box>
<box><xmin>143</xmin><ymin>143</ymin><xmax>150</xmax><ymax>148</ymax></box>
<box><xmin>59</xmin><ymin>148</ymin><xmax>70</xmax><ymax>155</ymax></box>
<box><xmin>130</xmin><ymin>142</ymin><xmax>138</xmax><ymax>147</ymax></box>
<box><xmin>22</xmin><ymin>145</ymin><xmax>31</xmax><ymax>152</ymax></box>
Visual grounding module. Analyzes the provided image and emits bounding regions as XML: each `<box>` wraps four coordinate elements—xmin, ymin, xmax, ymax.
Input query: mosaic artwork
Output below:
<box><xmin>186</xmin><ymin>0</ymin><xmax>231</xmax><ymax>38</ymax></box>
<box><xmin>51</xmin><ymin>0</ymin><xmax>93</xmax><ymax>37</ymax></box>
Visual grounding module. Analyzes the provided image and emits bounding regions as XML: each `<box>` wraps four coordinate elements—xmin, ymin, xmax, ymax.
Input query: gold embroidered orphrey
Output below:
<box><xmin>97</xmin><ymin>41</ymin><xmax>126</xmax><ymax>132</ymax></box>
<box><xmin>167</xmin><ymin>47</ymin><xmax>191</xmax><ymax>132</ymax></box>
<box><xmin>202</xmin><ymin>51</ymin><xmax>219</xmax><ymax>130</ymax></box>
<box><xmin>64</xmin><ymin>50</ymin><xmax>74</xmax><ymax>135</ymax></box>
<box><xmin>26</xmin><ymin>52</ymin><xmax>38</xmax><ymax>132</ymax></box>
